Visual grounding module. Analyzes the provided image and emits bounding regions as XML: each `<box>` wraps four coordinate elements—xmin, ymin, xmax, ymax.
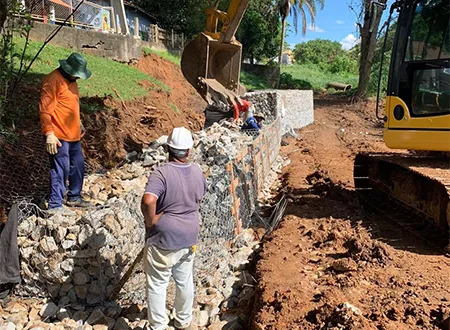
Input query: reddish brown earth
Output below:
<box><xmin>82</xmin><ymin>53</ymin><xmax>205</xmax><ymax>169</ymax></box>
<box><xmin>252</xmin><ymin>96</ymin><xmax>450</xmax><ymax>330</ymax></box>
<box><xmin>0</xmin><ymin>53</ymin><xmax>205</xmax><ymax>208</ymax></box>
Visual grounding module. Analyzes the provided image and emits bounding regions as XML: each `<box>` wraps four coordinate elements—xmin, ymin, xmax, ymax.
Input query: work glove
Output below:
<box><xmin>80</xmin><ymin>121</ymin><xmax>85</xmax><ymax>138</ymax></box>
<box><xmin>46</xmin><ymin>132</ymin><xmax>62</xmax><ymax>155</ymax></box>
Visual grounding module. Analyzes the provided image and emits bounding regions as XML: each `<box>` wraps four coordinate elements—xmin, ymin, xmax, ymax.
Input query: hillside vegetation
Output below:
<box><xmin>15</xmin><ymin>38</ymin><xmax>170</xmax><ymax>101</ymax></box>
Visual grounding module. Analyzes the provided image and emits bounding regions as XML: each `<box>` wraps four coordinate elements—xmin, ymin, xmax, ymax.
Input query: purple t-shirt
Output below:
<box><xmin>144</xmin><ymin>162</ymin><xmax>207</xmax><ymax>250</ymax></box>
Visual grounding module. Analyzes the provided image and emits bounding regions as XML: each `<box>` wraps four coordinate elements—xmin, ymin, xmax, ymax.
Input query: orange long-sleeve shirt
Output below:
<box><xmin>39</xmin><ymin>69</ymin><xmax>81</xmax><ymax>142</ymax></box>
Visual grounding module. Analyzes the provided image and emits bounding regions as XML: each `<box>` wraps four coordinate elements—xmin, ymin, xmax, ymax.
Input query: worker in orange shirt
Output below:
<box><xmin>39</xmin><ymin>53</ymin><xmax>91</xmax><ymax>213</ymax></box>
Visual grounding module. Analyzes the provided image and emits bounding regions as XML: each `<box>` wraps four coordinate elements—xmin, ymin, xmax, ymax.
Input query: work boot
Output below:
<box><xmin>65</xmin><ymin>197</ymin><xmax>91</xmax><ymax>208</ymax></box>
<box><xmin>46</xmin><ymin>206</ymin><xmax>76</xmax><ymax>216</ymax></box>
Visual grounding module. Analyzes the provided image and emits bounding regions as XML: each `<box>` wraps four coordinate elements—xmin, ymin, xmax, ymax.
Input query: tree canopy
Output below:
<box><xmin>132</xmin><ymin>0</ymin><xmax>209</xmax><ymax>39</ymax></box>
<box><xmin>236</xmin><ymin>0</ymin><xmax>281</xmax><ymax>63</ymax></box>
<box><xmin>293</xmin><ymin>39</ymin><xmax>358</xmax><ymax>74</ymax></box>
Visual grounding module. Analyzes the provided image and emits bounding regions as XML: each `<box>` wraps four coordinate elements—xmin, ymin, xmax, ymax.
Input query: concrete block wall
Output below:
<box><xmin>245</xmin><ymin>90</ymin><xmax>314</xmax><ymax>135</ymax></box>
<box><xmin>29</xmin><ymin>22</ymin><xmax>144</xmax><ymax>62</ymax></box>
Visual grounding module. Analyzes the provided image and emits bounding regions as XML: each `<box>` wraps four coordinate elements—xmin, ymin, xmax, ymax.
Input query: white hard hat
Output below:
<box><xmin>167</xmin><ymin>127</ymin><xmax>194</xmax><ymax>150</ymax></box>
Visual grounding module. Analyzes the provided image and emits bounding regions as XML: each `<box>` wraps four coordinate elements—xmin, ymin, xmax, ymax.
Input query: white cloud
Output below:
<box><xmin>336</xmin><ymin>20</ymin><xmax>345</xmax><ymax>25</ymax></box>
<box><xmin>340</xmin><ymin>33</ymin><xmax>360</xmax><ymax>50</ymax></box>
<box><xmin>307</xmin><ymin>24</ymin><xmax>325</xmax><ymax>33</ymax></box>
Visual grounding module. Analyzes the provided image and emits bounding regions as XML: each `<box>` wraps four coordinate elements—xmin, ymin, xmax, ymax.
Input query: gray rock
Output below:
<box><xmin>75</xmin><ymin>285</ymin><xmax>88</xmax><ymax>300</ymax></box>
<box><xmin>78</xmin><ymin>224</ymin><xmax>95</xmax><ymax>246</ymax></box>
<box><xmin>61</xmin><ymin>240</ymin><xmax>77</xmax><ymax>250</ymax></box>
<box><xmin>86</xmin><ymin>308</ymin><xmax>107</xmax><ymax>325</ymax></box>
<box><xmin>196</xmin><ymin>310</ymin><xmax>209</xmax><ymax>328</ymax></box>
<box><xmin>17</xmin><ymin>218</ymin><xmax>36</xmax><ymax>236</ymax></box>
<box><xmin>2</xmin><ymin>322</ymin><xmax>16</xmax><ymax>330</ymax></box>
<box><xmin>114</xmin><ymin>317</ymin><xmax>130</xmax><ymax>330</ymax></box>
<box><xmin>54</xmin><ymin>227</ymin><xmax>67</xmax><ymax>243</ymax></box>
<box><xmin>73</xmin><ymin>271</ymin><xmax>90</xmax><ymax>285</ymax></box>
<box><xmin>39</xmin><ymin>302</ymin><xmax>59</xmax><ymax>318</ymax></box>
<box><xmin>126</xmin><ymin>151</ymin><xmax>139</xmax><ymax>162</ymax></box>
<box><xmin>39</xmin><ymin>237</ymin><xmax>58</xmax><ymax>255</ymax></box>
<box><xmin>60</xmin><ymin>259</ymin><xmax>74</xmax><ymax>272</ymax></box>
<box><xmin>72</xmin><ymin>310</ymin><xmax>90</xmax><ymax>322</ymax></box>
<box><xmin>56</xmin><ymin>308</ymin><xmax>71</xmax><ymax>321</ymax></box>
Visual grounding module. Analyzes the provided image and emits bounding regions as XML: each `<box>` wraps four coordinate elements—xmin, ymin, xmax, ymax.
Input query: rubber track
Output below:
<box><xmin>354</xmin><ymin>153</ymin><xmax>450</xmax><ymax>251</ymax></box>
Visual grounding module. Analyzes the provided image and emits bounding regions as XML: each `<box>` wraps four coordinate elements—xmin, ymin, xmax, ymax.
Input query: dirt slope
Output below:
<box><xmin>83</xmin><ymin>53</ymin><xmax>205</xmax><ymax>169</ymax></box>
<box><xmin>253</xmin><ymin>95</ymin><xmax>450</xmax><ymax>330</ymax></box>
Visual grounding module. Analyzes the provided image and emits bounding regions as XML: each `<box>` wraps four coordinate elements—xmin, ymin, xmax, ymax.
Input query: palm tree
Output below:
<box><xmin>277</xmin><ymin>0</ymin><xmax>325</xmax><ymax>66</ymax></box>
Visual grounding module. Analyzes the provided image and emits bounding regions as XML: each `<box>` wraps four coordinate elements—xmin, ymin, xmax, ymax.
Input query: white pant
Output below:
<box><xmin>144</xmin><ymin>244</ymin><xmax>195</xmax><ymax>330</ymax></box>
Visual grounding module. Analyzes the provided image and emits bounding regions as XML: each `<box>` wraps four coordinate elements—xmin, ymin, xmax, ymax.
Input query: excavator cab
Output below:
<box><xmin>354</xmin><ymin>0</ymin><xmax>450</xmax><ymax>251</ymax></box>
<box><xmin>181</xmin><ymin>0</ymin><xmax>249</xmax><ymax>105</ymax></box>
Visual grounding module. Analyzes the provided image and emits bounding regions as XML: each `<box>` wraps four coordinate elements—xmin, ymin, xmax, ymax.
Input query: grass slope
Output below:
<box><xmin>15</xmin><ymin>38</ymin><xmax>170</xmax><ymax>100</ymax></box>
<box><xmin>142</xmin><ymin>47</ymin><xmax>181</xmax><ymax>66</ymax></box>
<box><xmin>281</xmin><ymin>64</ymin><xmax>358</xmax><ymax>92</ymax></box>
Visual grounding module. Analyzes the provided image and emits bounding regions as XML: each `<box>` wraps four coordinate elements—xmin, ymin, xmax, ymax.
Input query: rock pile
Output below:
<box><xmin>1</xmin><ymin>227</ymin><xmax>261</xmax><ymax>330</ymax></box>
<box><xmin>9</xmin><ymin>116</ymin><xmax>282</xmax><ymax>329</ymax></box>
<box><xmin>16</xmin><ymin>188</ymin><xmax>145</xmax><ymax>305</ymax></box>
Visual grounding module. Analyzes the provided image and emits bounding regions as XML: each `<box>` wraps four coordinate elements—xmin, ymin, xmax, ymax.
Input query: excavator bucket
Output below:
<box><xmin>181</xmin><ymin>33</ymin><xmax>244</xmax><ymax>104</ymax></box>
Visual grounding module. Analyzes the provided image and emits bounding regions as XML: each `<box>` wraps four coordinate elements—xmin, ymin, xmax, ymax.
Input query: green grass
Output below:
<box><xmin>240</xmin><ymin>71</ymin><xmax>271</xmax><ymax>90</ymax></box>
<box><xmin>142</xmin><ymin>47</ymin><xmax>181</xmax><ymax>66</ymax></box>
<box><xmin>169</xmin><ymin>103</ymin><xmax>179</xmax><ymax>113</ymax></box>
<box><xmin>240</xmin><ymin>63</ymin><xmax>358</xmax><ymax>92</ymax></box>
<box><xmin>281</xmin><ymin>64</ymin><xmax>358</xmax><ymax>92</ymax></box>
<box><xmin>15</xmin><ymin>38</ymin><xmax>170</xmax><ymax>100</ymax></box>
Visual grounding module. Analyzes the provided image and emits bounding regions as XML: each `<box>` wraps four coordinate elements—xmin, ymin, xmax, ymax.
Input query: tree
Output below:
<box><xmin>132</xmin><ymin>0</ymin><xmax>209</xmax><ymax>40</ymax></box>
<box><xmin>0</xmin><ymin>0</ymin><xmax>7</xmax><ymax>32</ymax></box>
<box><xmin>277</xmin><ymin>0</ymin><xmax>325</xmax><ymax>66</ymax></box>
<box><xmin>236</xmin><ymin>0</ymin><xmax>280</xmax><ymax>63</ymax></box>
<box><xmin>351</xmin><ymin>0</ymin><xmax>387</xmax><ymax>99</ymax></box>
<box><xmin>293</xmin><ymin>38</ymin><xmax>358</xmax><ymax>74</ymax></box>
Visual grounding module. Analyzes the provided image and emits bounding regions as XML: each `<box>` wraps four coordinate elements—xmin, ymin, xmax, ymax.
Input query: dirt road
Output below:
<box><xmin>252</xmin><ymin>96</ymin><xmax>450</xmax><ymax>330</ymax></box>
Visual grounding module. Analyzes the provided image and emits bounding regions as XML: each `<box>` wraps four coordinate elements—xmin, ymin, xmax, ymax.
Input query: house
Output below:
<box><xmin>123</xmin><ymin>1</ymin><xmax>157</xmax><ymax>41</ymax></box>
<box><xmin>27</xmin><ymin>0</ymin><xmax>157</xmax><ymax>39</ymax></box>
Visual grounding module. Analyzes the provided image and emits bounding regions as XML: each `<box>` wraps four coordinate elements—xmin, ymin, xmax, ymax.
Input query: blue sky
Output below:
<box><xmin>285</xmin><ymin>0</ymin><xmax>394</xmax><ymax>50</ymax></box>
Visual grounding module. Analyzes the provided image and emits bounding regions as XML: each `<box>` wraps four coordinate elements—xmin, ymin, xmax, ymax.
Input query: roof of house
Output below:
<box><xmin>123</xmin><ymin>1</ymin><xmax>157</xmax><ymax>21</ymax></box>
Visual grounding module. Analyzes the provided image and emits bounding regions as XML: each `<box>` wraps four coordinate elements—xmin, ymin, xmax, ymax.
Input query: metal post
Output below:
<box><xmin>134</xmin><ymin>16</ymin><xmax>139</xmax><ymax>39</ymax></box>
<box><xmin>69</xmin><ymin>0</ymin><xmax>74</xmax><ymax>27</ymax></box>
<box><xmin>181</xmin><ymin>32</ymin><xmax>184</xmax><ymax>49</ymax></box>
<box><xmin>171</xmin><ymin>29</ymin><xmax>174</xmax><ymax>48</ymax></box>
<box><xmin>42</xmin><ymin>0</ymin><xmax>47</xmax><ymax>24</ymax></box>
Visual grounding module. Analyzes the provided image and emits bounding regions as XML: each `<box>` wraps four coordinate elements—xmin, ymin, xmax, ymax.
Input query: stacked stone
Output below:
<box><xmin>1</xmin><ymin>228</ymin><xmax>261</xmax><ymax>330</ymax></box>
<box><xmin>243</xmin><ymin>91</ymin><xmax>280</xmax><ymax>124</ymax></box>
<box><xmin>16</xmin><ymin>189</ymin><xmax>146</xmax><ymax>305</ymax></box>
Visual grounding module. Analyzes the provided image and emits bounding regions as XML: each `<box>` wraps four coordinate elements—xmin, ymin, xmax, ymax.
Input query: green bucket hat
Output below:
<box><xmin>59</xmin><ymin>52</ymin><xmax>92</xmax><ymax>80</ymax></box>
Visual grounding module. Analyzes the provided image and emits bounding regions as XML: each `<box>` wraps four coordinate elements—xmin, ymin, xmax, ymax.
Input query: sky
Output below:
<box><xmin>284</xmin><ymin>0</ymin><xmax>394</xmax><ymax>50</ymax></box>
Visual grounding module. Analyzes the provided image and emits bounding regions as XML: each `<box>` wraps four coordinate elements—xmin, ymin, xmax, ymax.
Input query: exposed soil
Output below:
<box><xmin>0</xmin><ymin>53</ymin><xmax>205</xmax><ymax>209</ymax></box>
<box><xmin>82</xmin><ymin>53</ymin><xmax>205</xmax><ymax>169</ymax></box>
<box><xmin>253</xmin><ymin>95</ymin><xmax>450</xmax><ymax>330</ymax></box>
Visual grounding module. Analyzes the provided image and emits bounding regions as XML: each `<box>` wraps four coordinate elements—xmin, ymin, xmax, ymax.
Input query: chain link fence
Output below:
<box><xmin>28</xmin><ymin>0</ymin><xmax>116</xmax><ymax>32</ymax></box>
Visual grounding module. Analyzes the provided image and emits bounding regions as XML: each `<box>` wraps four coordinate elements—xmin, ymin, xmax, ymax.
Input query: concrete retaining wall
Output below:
<box><xmin>245</xmin><ymin>90</ymin><xmax>314</xmax><ymax>135</ymax></box>
<box><xmin>29</xmin><ymin>22</ymin><xmax>145</xmax><ymax>62</ymax></box>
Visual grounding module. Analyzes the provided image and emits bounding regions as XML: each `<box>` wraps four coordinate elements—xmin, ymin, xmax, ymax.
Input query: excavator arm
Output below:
<box><xmin>181</xmin><ymin>0</ymin><xmax>249</xmax><ymax>106</ymax></box>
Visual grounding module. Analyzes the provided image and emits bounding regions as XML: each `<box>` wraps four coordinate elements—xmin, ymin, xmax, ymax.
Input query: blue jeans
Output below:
<box><xmin>48</xmin><ymin>140</ymin><xmax>84</xmax><ymax>209</ymax></box>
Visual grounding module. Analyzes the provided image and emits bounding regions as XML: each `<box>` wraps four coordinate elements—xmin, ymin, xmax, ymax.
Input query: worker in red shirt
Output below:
<box><xmin>204</xmin><ymin>96</ymin><xmax>252</xmax><ymax>129</ymax></box>
<box><xmin>39</xmin><ymin>53</ymin><xmax>91</xmax><ymax>213</ymax></box>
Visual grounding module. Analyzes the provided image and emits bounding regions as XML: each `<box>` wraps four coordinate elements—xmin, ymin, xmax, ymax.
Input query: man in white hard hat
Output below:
<box><xmin>141</xmin><ymin>127</ymin><xmax>207</xmax><ymax>330</ymax></box>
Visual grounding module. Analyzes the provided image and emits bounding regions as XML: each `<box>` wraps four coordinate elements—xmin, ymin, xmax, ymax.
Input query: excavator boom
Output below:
<box><xmin>181</xmin><ymin>0</ymin><xmax>249</xmax><ymax>105</ymax></box>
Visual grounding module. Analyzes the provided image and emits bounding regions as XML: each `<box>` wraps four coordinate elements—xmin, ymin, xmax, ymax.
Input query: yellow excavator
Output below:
<box><xmin>180</xmin><ymin>0</ymin><xmax>249</xmax><ymax>106</ymax></box>
<box><xmin>354</xmin><ymin>0</ymin><xmax>450</xmax><ymax>251</ymax></box>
